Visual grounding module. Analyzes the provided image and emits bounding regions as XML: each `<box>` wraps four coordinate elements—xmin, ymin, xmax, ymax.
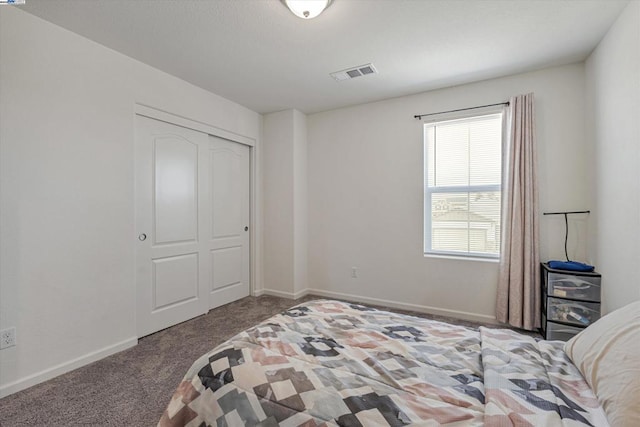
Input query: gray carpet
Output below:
<box><xmin>0</xmin><ymin>295</ymin><xmax>537</xmax><ymax>426</ymax></box>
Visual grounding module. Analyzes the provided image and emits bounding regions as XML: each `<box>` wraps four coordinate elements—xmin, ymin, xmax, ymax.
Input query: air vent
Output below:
<box><xmin>330</xmin><ymin>63</ymin><xmax>378</xmax><ymax>81</ymax></box>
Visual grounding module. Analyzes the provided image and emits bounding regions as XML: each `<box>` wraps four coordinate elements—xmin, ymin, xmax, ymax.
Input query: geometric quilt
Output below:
<box><xmin>158</xmin><ymin>299</ymin><xmax>609</xmax><ymax>426</ymax></box>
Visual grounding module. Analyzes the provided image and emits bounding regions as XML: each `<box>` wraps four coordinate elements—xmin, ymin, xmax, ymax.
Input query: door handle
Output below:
<box><xmin>244</xmin><ymin>226</ymin><xmax>249</xmax><ymax>232</ymax></box>
<box><xmin>138</xmin><ymin>233</ymin><xmax>147</xmax><ymax>241</ymax></box>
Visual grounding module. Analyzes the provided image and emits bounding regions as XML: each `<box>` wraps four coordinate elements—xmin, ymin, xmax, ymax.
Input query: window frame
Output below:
<box><xmin>423</xmin><ymin>107</ymin><xmax>507</xmax><ymax>260</ymax></box>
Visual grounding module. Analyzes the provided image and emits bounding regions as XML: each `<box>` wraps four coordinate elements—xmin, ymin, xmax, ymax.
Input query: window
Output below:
<box><xmin>424</xmin><ymin>111</ymin><xmax>504</xmax><ymax>258</ymax></box>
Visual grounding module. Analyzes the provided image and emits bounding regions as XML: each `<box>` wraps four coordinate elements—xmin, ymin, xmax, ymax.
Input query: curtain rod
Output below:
<box><xmin>543</xmin><ymin>211</ymin><xmax>590</xmax><ymax>215</ymax></box>
<box><xmin>413</xmin><ymin>101</ymin><xmax>509</xmax><ymax>120</ymax></box>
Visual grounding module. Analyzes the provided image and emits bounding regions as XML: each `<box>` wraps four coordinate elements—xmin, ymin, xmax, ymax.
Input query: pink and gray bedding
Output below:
<box><xmin>159</xmin><ymin>300</ymin><xmax>608</xmax><ymax>426</ymax></box>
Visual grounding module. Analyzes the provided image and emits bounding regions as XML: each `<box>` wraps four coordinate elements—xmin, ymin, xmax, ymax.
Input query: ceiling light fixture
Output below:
<box><xmin>283</xmin><ymin>0</ymin><xmax>332</xmax><ymax>19</ymax></box>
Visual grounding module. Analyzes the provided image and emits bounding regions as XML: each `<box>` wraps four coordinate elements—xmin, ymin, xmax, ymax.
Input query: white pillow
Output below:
<box><xmin>564</xmin><ymin>300</ymin><xmax>640</xmax><ymax>427</ymax></box>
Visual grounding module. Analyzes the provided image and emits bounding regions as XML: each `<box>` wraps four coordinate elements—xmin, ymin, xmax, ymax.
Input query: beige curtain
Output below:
<box><xmin>496</xmin><ymin>93</ymin><xmax>540</xmax><ymax>330</ymax></box>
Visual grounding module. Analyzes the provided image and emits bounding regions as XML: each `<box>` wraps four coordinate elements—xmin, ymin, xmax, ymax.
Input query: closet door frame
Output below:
<box><xmin>134</xmin><ymin>104</ymin><xmax>259</xmax><ymax>329</ymax></box>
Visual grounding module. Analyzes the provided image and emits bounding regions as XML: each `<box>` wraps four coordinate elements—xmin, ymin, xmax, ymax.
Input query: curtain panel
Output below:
<box><xmin>496</xmin><ymin>93</ymin><xmax>540</xmax><ymax>331</ymax></box>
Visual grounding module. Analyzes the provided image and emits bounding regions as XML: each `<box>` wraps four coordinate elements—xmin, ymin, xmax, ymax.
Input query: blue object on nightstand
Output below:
<box><xmin>548</xmin><ymin>260</ymin><xmax>595</xmax><ymax>272</ymax></box>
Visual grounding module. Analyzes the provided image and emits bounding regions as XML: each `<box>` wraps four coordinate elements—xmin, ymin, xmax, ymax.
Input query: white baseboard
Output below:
<box><xmin>255</xmin><ymin>287</ymin><xmax>497</xmax><ymax>324</ymax></box>
<box><xmin>305</xmin><ymin>288</ymin><xmax>498</xmax><ymax>324</ymax></box>
<box><xmin>0</xmin><ymin>337</ymin><xmax>138</xmax><ymax>399</ymax></box>
<box><xmin>0</xmin><ymin>291</ymin><xmax>496</xmax><ymax>399</ymax></box>
<box><xmin>258</xmin><ymin>288</ymin><xmax>310</xmax><ymax>300</ymax></box>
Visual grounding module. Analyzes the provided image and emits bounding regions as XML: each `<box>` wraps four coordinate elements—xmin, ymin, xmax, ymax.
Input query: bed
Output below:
<box><xmin>159</xmin><ymin>299</ymin><xmax>639</xmax><ymax>426</ymax></box>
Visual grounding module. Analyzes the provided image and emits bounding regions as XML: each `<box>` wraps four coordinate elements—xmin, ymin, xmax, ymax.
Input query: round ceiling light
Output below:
<box><xmin>283</xmin><ymin>0</ymin><xmax>333</xmax><ymax>19</ymax></box>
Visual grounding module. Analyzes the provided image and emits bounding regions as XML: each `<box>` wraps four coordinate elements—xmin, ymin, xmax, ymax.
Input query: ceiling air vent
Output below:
<box><xmin>330</xmin><ymin>63</ymin><xmax>378</xmax><ymax>81</ymax></box>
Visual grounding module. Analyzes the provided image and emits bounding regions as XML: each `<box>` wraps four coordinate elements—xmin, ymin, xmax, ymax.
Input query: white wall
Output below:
<box><xmin>307</xmin><ymin>64</ymin><xmax>589</xmax><ymax>321</ymax></box>
<box><xmin>262</xmin><ymin>109</ymin><xmax>308</xmax><ymax>297</ymax></box>
<box><xmin>263</xmin><ymin>110</ymin><xmax>295</xmax><ymax>295</ymax></box>
<box><xmin>586</xmin><ymin>1</ymin><xmax>640</xmax><ymax>312</ymax></box>
<box><xmin>292</xmin><ymin>110</ymin><xmax>309</xmax><ymax>295</ymax></box>
<box><xmin>0</xmin><ymin>8</ymin><xmax>261</xmax><ymax>396</ymax></box>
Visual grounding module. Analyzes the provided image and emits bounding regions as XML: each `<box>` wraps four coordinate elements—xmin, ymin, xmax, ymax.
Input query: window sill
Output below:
<box><xmin>424</xmin><ymin>253</ymin><xmax>500</xmax><ymax>263</ymax></box>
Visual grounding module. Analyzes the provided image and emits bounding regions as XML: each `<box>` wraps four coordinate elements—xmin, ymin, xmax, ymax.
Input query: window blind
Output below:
<box><xmin>424</xmin><ymin>113</ymin><xmax>503</xmax><ymax>257</ymax></box>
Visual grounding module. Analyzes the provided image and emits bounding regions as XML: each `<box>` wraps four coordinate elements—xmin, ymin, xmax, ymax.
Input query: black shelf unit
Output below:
<box><xmin>540</xmin><ymin>262</ymin><xmax>601</xmax><ymax>341</ymax></box>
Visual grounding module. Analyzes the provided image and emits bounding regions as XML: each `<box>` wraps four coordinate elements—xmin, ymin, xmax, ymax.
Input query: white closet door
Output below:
<box><xmin>135</xmin><ymin>115</ymin><xmax>252</xmax><ymax>337</ymax></box>
<box><xmin>208</xmin><ymin>135</ymin><xmax>250</xmax><ymax>309</ymax></box>
<box><xmin>135</xmin><ymin>115</ymin><xmax>209</xmax><ymax>337</ymax></box>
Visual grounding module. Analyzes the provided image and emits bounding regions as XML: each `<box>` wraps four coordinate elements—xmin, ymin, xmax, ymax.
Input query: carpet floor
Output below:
<box><xmin>0</xmin><ymin>295</ymin><xmax>537</xmax><ymax>426</ymax></box>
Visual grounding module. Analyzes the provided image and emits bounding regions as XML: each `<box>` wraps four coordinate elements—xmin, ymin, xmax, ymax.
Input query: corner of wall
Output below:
<box><xmin>293</xmin><ymin>110</ymin><xmax>309</xmax><ymax>295</ymax></box>
<box><xmin>585</xmin><ymin>0</ymin><xmax>640</xmax><ymax>311</ymax></box>
<box><xmin>261</xmin><ymin>109</ymin><xmax>310</xmax><ymax>296</ymax></box>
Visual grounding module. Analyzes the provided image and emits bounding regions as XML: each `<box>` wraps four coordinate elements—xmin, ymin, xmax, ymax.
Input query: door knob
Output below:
<box><xmin>244</xmin><ymin>226</ymin><xmax>249</xmax><ymax>231</ymax></box>
<box><xmin>138</xmin><ymin>233</ymin><xmax>147</xmax><ymax>241</ymax></box>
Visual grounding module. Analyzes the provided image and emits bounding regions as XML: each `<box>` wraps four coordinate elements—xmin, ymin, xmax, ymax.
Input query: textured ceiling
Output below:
<box><xmin>20</xmin><ymin>0</ymin><xmax>629</xmax><ymax>114</ymax></box>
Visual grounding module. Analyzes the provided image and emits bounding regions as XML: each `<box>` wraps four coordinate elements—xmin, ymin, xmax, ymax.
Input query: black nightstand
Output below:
<box><xmin>540</xmin><ymin>262</ymin><xmax>601</xmax><ymax>341</ymax></box>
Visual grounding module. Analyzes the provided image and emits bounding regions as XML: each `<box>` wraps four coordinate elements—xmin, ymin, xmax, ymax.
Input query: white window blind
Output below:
<box><xmin>424</xmin><ymin>112</ymin><xmax>503</xmax><ymax>258</ymax></box>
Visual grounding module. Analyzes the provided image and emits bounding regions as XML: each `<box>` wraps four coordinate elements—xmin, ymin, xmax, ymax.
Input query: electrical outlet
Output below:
<box><xmin>0</xmin><ymin>327</ymin><xmax>16</xmax><ymax>349</ymax></box>
<box><xmin>351</xmin><ymin>267</ymin><xmax>358</xmax><ymax>278</ymax></box>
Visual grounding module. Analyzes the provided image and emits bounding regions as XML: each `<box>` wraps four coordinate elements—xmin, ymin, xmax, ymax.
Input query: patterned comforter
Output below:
<box><xmin>159</xmin><ymin>300</ymin><xmax>608</xmax><ymax>426</ymax></box>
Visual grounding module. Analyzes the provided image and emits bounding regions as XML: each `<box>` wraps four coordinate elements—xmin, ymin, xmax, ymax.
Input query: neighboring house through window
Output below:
<box><xmin>423</xmin><ymin>109</ymin><xmax>505</xmax><ymax>258</ymax></box>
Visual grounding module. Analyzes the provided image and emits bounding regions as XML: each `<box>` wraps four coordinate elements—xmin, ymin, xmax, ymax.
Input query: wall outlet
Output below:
<box><xmin>0</xmin><ymin>327</ymin><xmax>16</xmax><ymax>349</ymax></box>
<box><xmin>351</xmin><ymin>267</ymin><xmax>358</xmax><ymax>278</ymax></box>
